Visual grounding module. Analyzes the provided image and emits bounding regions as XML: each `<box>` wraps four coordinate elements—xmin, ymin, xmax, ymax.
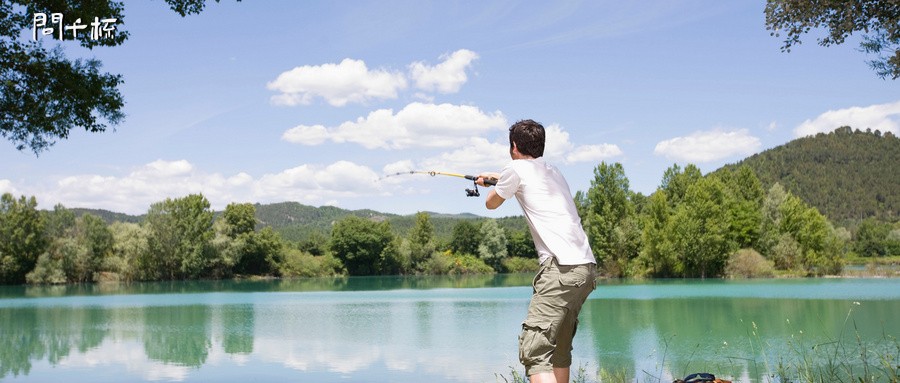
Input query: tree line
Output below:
<box><xmin>0</xmin><ymin>193</ymin><xmax>538</xmax><ymax>284</ymax></box>
<box><xmin>1</xmin><ymin>161</ymin><xmax>898</xmax><ymax>284</ymax></box>
<box><xmin>577</xmin><ymin>163</ymin><xmax>862</xmax><ymax>278</ymax></box>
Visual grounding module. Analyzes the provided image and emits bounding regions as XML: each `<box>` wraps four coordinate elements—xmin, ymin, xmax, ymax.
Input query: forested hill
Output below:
<box><xmin>71</xmin><ymin>208</ymin><xmax>143</xmax><ymax>224</ymax></box>
<box><xmin>73</xmin><ymin>201</ymin><xmax>525</xmax><ymax>243</ymax></box>
<box><xmin>254</xmin><ymin>202</ymin><xmax>398</xmax><ymax>241</ymax></box>
<box><xmin>716</xmin><ymin>127</ymin><xmax>899</xmax><ymax>224</ymax></box>
<box><xmin>255</xmin><ymin>202</ymin><xmax>525</xmax><ymax>242</ymax></box>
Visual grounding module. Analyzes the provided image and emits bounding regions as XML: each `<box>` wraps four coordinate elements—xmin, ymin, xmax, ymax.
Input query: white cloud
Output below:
<box><xmin>543</xmin><ymin>123</ymin><xmax>574</xmax><ymax>160</ymax></box>
<box><xmin>543</xmin><ymin>123</ymin><xmax>622</xmax><ymax>164</ymax></box>
<box><xmin>268</xmin><ymin>50</ymin><xmax>479</xmax><ymax>107</ymax></box>
<box><xmin>57</xmin><ymin>339</ymin><xmax>190</xmax><ymax>382</ymax></box>
<box><xmin>135</xmin><ymin>159</ymin><xmax>193</xmax><ymax>178</ymax></box>
<box><xmin>418</xmin><ymin>137</ymin><xmax>510</xmax><ymax>173</ymax></box>
<box><xmin>565</xmin><ymin>144</ymin><xmax>623</xmax><ymax>163</ymax></box>
<box><xmin>284</xmin><ymin>102</ymin><xmax>507</xmax><ymax>149</ymax></box>
<box><xmin>254</xmin><ymin>161</ymin><xmax>381</xmax><ymax>201</ymax></box>
<box><xmin>14</xmin><ymin>159</ymin><xmax>383</xmax><ymax>215</ymax></box>
<box><xmin>794</xmin><ymin>100</ymin><xmax>900</xmax><ymax>137</ymax></box>
<box><xmin>0</xmin><ymin>179</ymin><xmax>19</xmax><ymax>196</ymax></box>
<box><xmin>654</xmin><ymin>129</ymin><xmax>761</xmax><ymax>163</ymax></box>
<box><xmin>282</xmin><ymin>124</ymin><xmax>329</xmax><ymax>145</ymax></box>
<box><xmin>316</xmin><ymin>161</ymin><xmax>382</xmax><ymax>192</ymax></box>
<box><xmin>409</xmin><ymin>49</ymin><xmax>479</xmax><ymax>93</ymax></box>
<box><xmin>382</xmin><ymin>160</ymin><xmax>416</xmax><ymax>175</ymax></box>
<box><xmin>267</xmin><ymin>58</ymin><xmax>407</xmax><ymax>107</ymax></box>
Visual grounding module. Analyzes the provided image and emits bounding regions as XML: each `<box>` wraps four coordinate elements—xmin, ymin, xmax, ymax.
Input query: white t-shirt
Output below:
<box><xmin>494</xmin><ymin>158</ymin><xmax>596</xmax><ymax>266</ymax></box>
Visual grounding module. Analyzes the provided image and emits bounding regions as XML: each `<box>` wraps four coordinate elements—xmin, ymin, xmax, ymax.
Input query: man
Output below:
<box><xmin>477</xmin><ymin>119</ymin><xmax>597</xmax><ymax>383</ymax></box>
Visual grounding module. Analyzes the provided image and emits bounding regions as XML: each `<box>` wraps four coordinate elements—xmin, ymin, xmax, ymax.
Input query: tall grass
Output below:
<box><xmin>495</xmin><ymin>305</ymin><xmax>898</xmax><ymax>383</ymax></box>
<box><xmin>768</xmin><ymin>303</ymin><xmax>898</xmax><ymax>383</ymax></box>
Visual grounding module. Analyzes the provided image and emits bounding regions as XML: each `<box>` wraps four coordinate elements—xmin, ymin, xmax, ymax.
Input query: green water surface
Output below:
<box><xmin>0</xmin><ymin>276</ymin><xmax>897</xmax><ymax>383</ymax></box>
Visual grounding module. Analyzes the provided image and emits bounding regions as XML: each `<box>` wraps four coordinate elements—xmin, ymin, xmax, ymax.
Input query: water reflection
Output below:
<box><xmin>0</xmin><ymin>305</ymin><xmax>108</xmax><ymax>378</ymax></box>
<box><xmin>0</xmin><ymin>277</ymin><xmax>897</xmax><ymax>383</ymax></box>
<box><xmin>582</xmin><ymin>297</ymin><xmax>899</xmax><ymax>382</ymax></box>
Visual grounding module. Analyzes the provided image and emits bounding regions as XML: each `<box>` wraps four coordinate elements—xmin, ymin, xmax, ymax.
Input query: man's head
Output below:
<box><xmin>508</xmin><ymin>119</ymin><xmax>545</xmax><ymax>159</ymax></box>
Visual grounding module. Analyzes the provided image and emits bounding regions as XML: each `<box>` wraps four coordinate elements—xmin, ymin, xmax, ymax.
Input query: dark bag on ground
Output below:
<box><xmin>673</xmin><ymin>372</ymin><xmax>732</xmax><ymax>383</ymax></box>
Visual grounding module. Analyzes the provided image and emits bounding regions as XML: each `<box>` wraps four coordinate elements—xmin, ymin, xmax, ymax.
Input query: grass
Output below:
<box><xmin>768</xmin><ymin>303</ymin><xmax>899</xmax><ymax>383</ymax></box>
<box><xmin>494</xmin><ymin>306</ymin><xmax>898</xmax><ymax>383</ymax></box>
<box><xmin>842</xmin><ymin>256</ymin><xmax>900</xmax><ymax>278</ymax></box>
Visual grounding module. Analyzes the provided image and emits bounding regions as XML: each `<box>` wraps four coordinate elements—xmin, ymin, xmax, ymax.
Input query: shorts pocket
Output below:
<box><xmin>519</xmin><ymin>319</ymin><xmax>555</xmax><ymax>366</ymax></box>
<box><xmin>557</xmin><ymin>268</ymin><xmax>588</xmax><ymax>287</ymax></box>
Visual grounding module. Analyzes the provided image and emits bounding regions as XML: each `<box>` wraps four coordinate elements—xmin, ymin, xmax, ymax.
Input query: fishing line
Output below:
<box><xmin>378</xmin><ymin>170</ymin><xmax>497</xmax><ymax>197</ymax></box>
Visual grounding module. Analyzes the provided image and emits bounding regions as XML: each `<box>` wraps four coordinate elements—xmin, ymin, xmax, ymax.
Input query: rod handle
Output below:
<box><xmin>465</xmin><ymin>175</ymin><xmax>497</xmax><ymax>186</ymax></box>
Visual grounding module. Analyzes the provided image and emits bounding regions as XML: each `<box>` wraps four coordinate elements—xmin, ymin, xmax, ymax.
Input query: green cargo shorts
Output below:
<box><xmin>518</xmin><ymin>257</ymin><xmax>597</xmax><ymax>376</ymax></box>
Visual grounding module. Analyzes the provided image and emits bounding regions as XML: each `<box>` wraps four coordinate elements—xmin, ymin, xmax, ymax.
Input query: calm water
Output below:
<box><xmin>0</xmin><ymin>276</ymin><xmax>897</xmax><ymax>383</ymax></box>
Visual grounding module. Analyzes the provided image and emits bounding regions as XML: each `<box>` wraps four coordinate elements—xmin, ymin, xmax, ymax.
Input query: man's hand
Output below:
<box><xmin>476</xmin><ymin>172</ymin><xmax>500</xmax><ymax>187</ymax></box>
<box><xmin>476</xmin><ymin>172</ymin><xmax>504</xmax><ymax>210</ymax></box>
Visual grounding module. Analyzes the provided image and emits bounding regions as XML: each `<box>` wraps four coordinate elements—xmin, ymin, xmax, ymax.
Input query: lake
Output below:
<box><xmin>0</xmin><ymin>276</ymin><xmax>897</xmax><ymax>383</ymax></box>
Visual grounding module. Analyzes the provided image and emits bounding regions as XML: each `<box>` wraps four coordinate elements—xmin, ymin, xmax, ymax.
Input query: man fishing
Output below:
<box><xmin>476</xmin><ymin>119</ymin><xmax>597</xmax><ymax>383</ymax></box>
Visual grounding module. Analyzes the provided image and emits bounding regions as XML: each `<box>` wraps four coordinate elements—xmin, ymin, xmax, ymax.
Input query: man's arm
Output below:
<box><xmin>477</xmin><ymin>173</ymin><xmax>505</xmax><ymax>210</ymax></box>
<box><xmin>485</xmin><ymin>189</ymin><xmax>505</xmax><ymax>210</ymax></box>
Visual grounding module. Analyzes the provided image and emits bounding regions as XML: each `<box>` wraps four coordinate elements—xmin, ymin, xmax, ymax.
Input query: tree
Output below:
<box><xmin>667</xmin><ymin>177</ymin><xmax>735</xmax><ymax>278</ymax></box>
<box><xmin>1</xmin><ymin>0</ymin><xmax>232</xmax><ymax>153</ymax></box>
<box><xmin>238</xmin><ymin>227</ymin><xmax>284</xmax><ymax>276</ymax></box>
<box><xmin>660</xmin><ymin>163</ymin><xmax>703</xmax><ymax>208</ymax></box>
<box><xmin>44</xmin><ymin>203</ymin><xmax>75</xmax><ymax>238</ymax></box>
<box><xmin>107</xmin><ymin>221</ymin><xmax>149</xmax><ymax>281</ymax></box>
<box><xmin>636</xmin><ymin>191</ymin><xmax>676</xmax><ymax>277</ymax></box>
<box><xmin>759</xmin><ymin>183</ymin><xmax>845</xmax><ymax>275</ymax></box>
<box><xmin>854</xmin><ymin>218</ymin><xmax>891</xmax><ymax>257</ymax></box>
<box><xmin>886</xmin><ymin>226</ymin><xmax>900</xmax><ymax>255</ymax></box>
<box><xmin>144</xmin><ymin>194</ymin><xmax>214</xmax><ymax>280</ymax></box>
<box><xmin>407</xmin><ymin>212</ymin><xmax>436</xmax><ymax>270</ymax></box>
<box><xmin>759</xmin><ymin>183</ymin><xmax>789</xmax><ymax>256</ymax></box>
<box><xmin>449</xmin><ymin>220</ymin><xmax>482</xmax><ymax>256</ymax></box>
<box><xmin>217</xmin><ymin>203</ymin><xmax>283</xmax><ymax>277</ymax></box>
<box><xmin>505</xmin><ymin>229</ymin><xmax>536</xmax><ymax>259</ymax></box>
<box><xmin>222</xmin><ymin>202</ymin><xmax>256</xmax><ymax>237</ymax></box>
<box><xmin>478</xmin><ymin>219</ymin><xmax>508</xmax><ymax>272</ymax></box>
<box><xmin>27</xmin><ymin>213</ymin><xmax>112</xmax><ymax>284</ymax></box>
<box><xmin>66</xmin><ymin>213</ymin><xmax>113</xmax><ymax>282</ymax></box>
<box><xmin>329</xmin><ymin>216</ymin><xmax>395</xmax><ymax>276</ymax></box>
<box><xmin>716</xmin><ymin>166</ymin><xmax>764</xmax><ymax>249</ymax></box>
<box><xmin>584</xmin><ymin>162</ymin><xmax>637</xmax><ymax>276</ymax></box>
<box><xmin>765</xmin><ymin>0</ymin><xmax>900</xmax><ymax>79</ymax></box>
<box><xmin>0</xmin><ymin>193</ymin><xmax>47</xmax><ymax>284</ymax></box>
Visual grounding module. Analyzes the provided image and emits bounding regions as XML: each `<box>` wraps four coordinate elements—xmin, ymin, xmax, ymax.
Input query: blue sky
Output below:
<box><xmin>2</xmin><ymin>1</ymin><xmax>898</xmax><ymax>217</ymax></box>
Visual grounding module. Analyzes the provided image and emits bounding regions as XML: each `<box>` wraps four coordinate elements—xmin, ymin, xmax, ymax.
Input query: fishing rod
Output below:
<box><xmin>379</xmin><ymin>170</ymin><xmax>497</xmax><ymax>197</ymax></box>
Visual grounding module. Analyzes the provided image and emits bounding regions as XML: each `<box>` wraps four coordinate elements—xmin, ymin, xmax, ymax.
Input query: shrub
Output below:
<box><xmin>421</xmin><ymin>251</ymin><xmax>454</xmax><ymax>275</ymax></box>
<box><xmin>447</xmin><ymin>253</ymin><xmax>495</xmax><ymax>275</ymax></box>
<box><xmin>421</xmin><ymin>251</ymin><xmax>495</xmax><ymax>275</ymax></box>
<box><xmin>279</xmin><ymin>248</ymin><xmax>344</xmax><ymax>278</ymax></box>
<box><xmin>502</xmin><ymin>256</ymin><xmax>540</xmax><ymax>273</ymax></box>
<box><xmin>725</xmin><ymin>248</ymin><xmax>774</xmax><ymax>278</ymax></box>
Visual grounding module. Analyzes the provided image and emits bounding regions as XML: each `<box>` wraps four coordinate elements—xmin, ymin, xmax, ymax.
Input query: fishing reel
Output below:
<box><xmin>465</xmin><ymin>181</ymin><xmax>481</xmax><ymax>197</ymax></box>
<box><xmin>464</xmin><ymin>177</ymin><xmax>496</xmax><ymax>197</ymax></box>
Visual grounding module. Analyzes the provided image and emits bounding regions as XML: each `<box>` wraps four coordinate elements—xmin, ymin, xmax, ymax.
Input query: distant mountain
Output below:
<box><xmin>71</xmin><ymin>208</ymin><xmax>143</xmax><ymax>224</ymax></box>
<box><xmin>258</xmin><ymin>203</ymin><xmax>525</xmax><ymax>242</ymax></box>
<box><xmin>71</xmin><ymin>201</ymin><xmax>524</xmax><ymax>243</ymax></box>
<box><xmin>716</xmin><ymin>127</ymin><xmax>899</xmax><ymax>224</ymax></box>
<box><xmin>254</xmin><ymin>202</ymin><xmax>397</xmax><ymax>241</ymax></box>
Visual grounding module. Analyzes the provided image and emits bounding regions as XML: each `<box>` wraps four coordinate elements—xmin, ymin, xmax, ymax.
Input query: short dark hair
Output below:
<box><xmin>509</xmin><ymin>119</ymin><xmax>545</xmax><ymax>158</ymax></box>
